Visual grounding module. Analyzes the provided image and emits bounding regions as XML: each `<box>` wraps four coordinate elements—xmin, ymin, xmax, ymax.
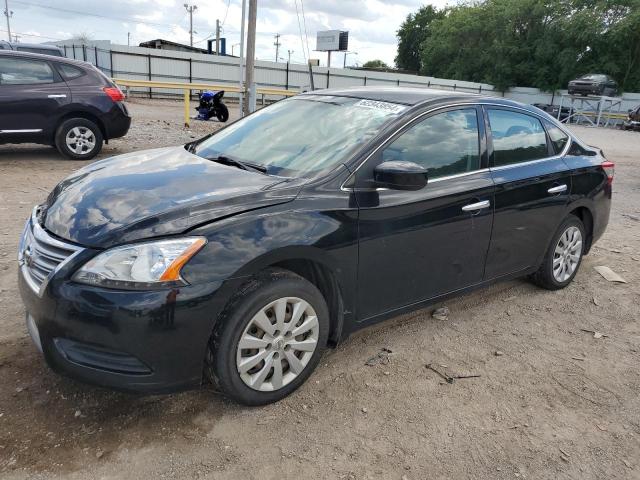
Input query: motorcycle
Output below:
<box><xmin>195</xmin><ymin>90</ymin><xmax>229</xmax><ymax>122</ymax></box>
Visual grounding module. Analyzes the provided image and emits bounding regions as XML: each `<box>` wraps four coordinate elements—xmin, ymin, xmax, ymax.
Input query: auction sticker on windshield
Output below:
<box><xmin>354</xmin><ymin>99</ymin><xmax>407</xmax><ymax>114</ymax></box>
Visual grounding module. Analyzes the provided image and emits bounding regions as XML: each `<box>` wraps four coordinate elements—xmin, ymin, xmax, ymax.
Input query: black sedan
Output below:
<box><xmin>567</xmin><ymin>74</ymin><xmax>618</xmax><ymax>97</ymax></box>
<box><xmin>18</xmin><ymin>88</ymin><xmax>613</xmax><ymax>405</ymax></box>
<box><xmin>0</xmin><ymin>50</ymin><xmax>130</xmax><ymax>159</ymax></box>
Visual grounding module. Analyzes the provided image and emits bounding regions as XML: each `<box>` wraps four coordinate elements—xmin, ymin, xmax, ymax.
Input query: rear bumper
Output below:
<box><xmin>18</xmin><ymin>259</ymin><xmax>225</xmax><ymax>394</ymax></box>
<box><xmin>102</xmin><ymin>102</ymin><xmax>131</xmax><ymax>140</ymax></box>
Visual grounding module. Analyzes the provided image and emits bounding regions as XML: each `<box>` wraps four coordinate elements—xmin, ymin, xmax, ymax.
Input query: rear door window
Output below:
<box><xmin>0</xmin><ymin>57</ymin><xmax>55</xmax><ymax>85</ymax></box>
<box><xmin>487</xmin><ymin>109</ymin><xmax>548</xmax><ymax>166</ymax></box>
<box><xmin>382</xmin><ymin>108</ymin><xmax>481</xmax><ymax>179</ymax></box>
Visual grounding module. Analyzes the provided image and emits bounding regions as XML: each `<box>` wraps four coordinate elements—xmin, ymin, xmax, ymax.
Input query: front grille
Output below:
<box><xmin>19</xmin><ymin>208</ymin><xmax>82</xmax><ymax>295</ymax></box>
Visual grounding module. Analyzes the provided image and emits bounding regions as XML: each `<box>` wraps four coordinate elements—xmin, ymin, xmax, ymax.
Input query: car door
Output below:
<box><xmin>353</xmin><ymin>106</ymin><xmax>494</xmax><ymax>322</ymax></box>
<box><xmin>0</xmin><ymin>55</ymin><xmax>70</xmax><ymax>140</ymax></box>
<box><xmin>483</xmin><ymin>107</ymin><xmax>571</xmax><ymax>280</ymax></box>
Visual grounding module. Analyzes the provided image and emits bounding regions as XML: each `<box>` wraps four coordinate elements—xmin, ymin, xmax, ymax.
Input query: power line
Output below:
<box><xmin>11</xmin><ymin>0</ymin><xmax>201</xmax><ymax>31</ymax></box>
<box><xmin>0</xmin><ymin>28</ymin><xmax>63</xmax><ymax>41</ymax></box>
<box><xmin>299</xmin><ymin>0</ymin><xmax>311</xmax><ymax>61</ymax></box>
<box><xmin>220</xmin><ymin>0</ymin><xmax>230</xmax><ymax>26</ymax></box>
<box><xmin>9</xmin><ymin>0</ymin><xmax>294</xmax><ymax>53</ymax></box>
<box><xmin>293</xmin><ymin>0</ymin><xmax>307</xmax><ymax>62</ymax></box>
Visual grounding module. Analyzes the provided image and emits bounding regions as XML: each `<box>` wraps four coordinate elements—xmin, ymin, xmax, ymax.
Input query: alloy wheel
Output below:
<box><xmin>65</xmin><ymin>127</ymin><xmax>96</xmax><ymax>155</ymax></box>
<box><xmin>552</xmin><ymin>226</ymin><xmax>582</xmax><ymax>282</ymax></box>
<box><xmin>236</xmin><ymin>297</ymin><xmax>319</xmax><ymax>392</ymax></box>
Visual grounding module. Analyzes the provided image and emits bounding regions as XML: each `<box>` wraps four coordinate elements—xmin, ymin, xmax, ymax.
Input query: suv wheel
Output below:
<box><xmin>205</xmin><ymin>269</ymin><xmax>329</xmax><ymax>405</ymax></box>
<box><xmin>531</xmin><ymin>215</ymin><xmax>586</xmax><ymax>290</ymax></box>
<box><xmin>55</xmin><ymin>118</ymin><xmax>103</xmax><ymax>160</ymax></box>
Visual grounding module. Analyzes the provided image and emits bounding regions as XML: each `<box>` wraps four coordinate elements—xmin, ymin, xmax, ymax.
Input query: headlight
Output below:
<box><xmin>73</xmin><ymin>237</ymin><xmax>206</xmax><ymax>289</ymax></box>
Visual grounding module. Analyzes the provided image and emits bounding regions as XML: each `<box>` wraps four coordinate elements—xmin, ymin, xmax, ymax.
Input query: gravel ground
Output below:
<box><xmin>0</xmin><ymin>99</ymin><xmax>639</xmax><ymax>480</ymax></box>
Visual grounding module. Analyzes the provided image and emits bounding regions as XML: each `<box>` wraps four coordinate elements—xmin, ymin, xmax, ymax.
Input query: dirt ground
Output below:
<box><xmin>0</xmin><ymin>99</ymin><xmax>639</xmax><ymax>480</ymax></box>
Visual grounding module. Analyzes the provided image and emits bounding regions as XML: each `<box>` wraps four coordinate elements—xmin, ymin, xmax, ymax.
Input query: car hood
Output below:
<box><xmin>42</xmin><ymin>146</ymin><xmax>304</xmax><ymax>248</ymax></box>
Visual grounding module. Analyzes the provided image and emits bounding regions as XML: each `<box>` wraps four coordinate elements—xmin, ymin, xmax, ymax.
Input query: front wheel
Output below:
<box><xmin>55</xmin><ymin>118</ymin><xmax>103</xmax><ymax>160</ymax></box>
<box><xmin>531</xmin><ymin>215</ymin><xmax>585</xmax><ymax>290</ymax></box>
<box><xmin>205</xmin><ymin>269</ymin><xmax>329</xmax><ymax>405</ymax></box>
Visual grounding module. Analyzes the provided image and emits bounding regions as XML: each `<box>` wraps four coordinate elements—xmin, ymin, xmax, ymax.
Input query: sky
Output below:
<box><xmin>2</xmin><ymin>0</ymin><xmax>453</xmax><ymax>67</ymax></box>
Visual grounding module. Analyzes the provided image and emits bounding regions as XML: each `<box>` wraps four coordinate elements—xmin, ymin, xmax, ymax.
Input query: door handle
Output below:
<box><xmin>462</xmin><ymin>200</ymin><xmax>490</xmax><ymax>212</ymax></box>
<box><xmin>547</xmin><ymin>184</ymin><xmax>567</xmax><ymax>194</ymax></box>
<box><xmin>47</xmin><ymin>94</ymin><xmax>67</xmax><ymax>98</ymax></box>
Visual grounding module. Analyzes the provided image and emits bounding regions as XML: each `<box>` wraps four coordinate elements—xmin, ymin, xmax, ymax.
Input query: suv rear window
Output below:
<box><xmin>56</xmin><ymin>63</ymin><xmax>84</xmax><ymax>80</ymax></box>
<box><xmin>488</xmin><ymin>109</ymin><xmax>548</xmax><ymax>167</ymax></box>
<box><xmin>0</xmin><ymin>57</ymin><xmax>55</xmax><ymax>85</ymax></box>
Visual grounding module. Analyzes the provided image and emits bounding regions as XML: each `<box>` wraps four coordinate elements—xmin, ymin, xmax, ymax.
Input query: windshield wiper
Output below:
<box><xmin>205</xmin><ymin>155</ymin><xmax>268</xmax><ymax>173</ymax></box>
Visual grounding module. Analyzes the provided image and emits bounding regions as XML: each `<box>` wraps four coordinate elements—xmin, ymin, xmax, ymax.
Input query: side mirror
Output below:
<box><xmin>374</xmin><ymin>161</ymin><xmax>428</xmax><ymax>191</ymax></box>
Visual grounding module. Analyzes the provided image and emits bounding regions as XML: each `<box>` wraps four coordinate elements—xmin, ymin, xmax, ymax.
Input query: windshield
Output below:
<box><xmin>581</xmin><ymin>74</ymin><xmax>607</xmax><ymax>81</ymax></box>
<box><xmin>193</xmin><ymin>95</ymin><xmax>407</xmax><ymax>177</ymax></box>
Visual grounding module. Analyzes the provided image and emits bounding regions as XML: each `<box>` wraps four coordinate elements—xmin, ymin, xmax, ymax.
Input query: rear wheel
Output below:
<box><xmin>531</xmin><ymin>215</ymin><xmax>585</xmax><ymax>290</ymax></box>
<box><xmin>55</xmin><ymin>118</ymin><xmax>103</xmax><ymax>160</ymax></box>
<box><xmin>205</xmin><ymin>269</ymin><xmax>329</xmax><ymax>405</ymax></box>
<box><xmin>215</xmin><ymin>104</ymin><xmax>229</xmax><ymax>122</ymax></box>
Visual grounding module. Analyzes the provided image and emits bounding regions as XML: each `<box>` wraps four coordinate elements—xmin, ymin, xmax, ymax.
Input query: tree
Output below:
<box><xmin>413</xmin><ymin>0</ymin><xmax>640</xmax><ymax>93</ymax></box>
<box><xmin>395</xmin><ymin>5</ymin><xmax>444</xmax><ymax>72</ymax></box>
<box><xmin>70</xmin><ymin>32</ymin><xmax>93</xmax><ymax>44</ymax></box>
<box><xmin>362</xmin><ymin>59</ymin><xmax>389</xmax><ymax>69</ymax></box>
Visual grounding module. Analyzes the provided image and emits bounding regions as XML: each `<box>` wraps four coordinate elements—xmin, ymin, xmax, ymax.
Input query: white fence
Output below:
<box><xmin>58</xmin><ymin>41</ymin><xmax>640</xmax><ymax>113</ymax></box>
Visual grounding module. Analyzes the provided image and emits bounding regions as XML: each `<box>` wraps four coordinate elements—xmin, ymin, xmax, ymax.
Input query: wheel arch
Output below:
<box><xmin>226</xmin><ymin>246</ymin><xmax>348</xmax><ymax>348</ymax></box>
<box><xmin>568</xmin><ymin>205</ymin><xmax>594</xmax><ymax>253</ymax></box>
<box><xmin>55</xmin><ymin>110</ymin><xmax>107</xmax><ymax>142</ymax></box>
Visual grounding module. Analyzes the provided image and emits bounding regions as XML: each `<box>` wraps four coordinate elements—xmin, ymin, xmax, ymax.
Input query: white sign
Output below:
<box><xmin>316</xmin><ymin>30</ymin><xmax>341</xmax><ymax>51</ymax></box>
<box><xmin>354</xmin><ymin>99</ymin><xmax>407</xmax><ymax>115</ymax></box>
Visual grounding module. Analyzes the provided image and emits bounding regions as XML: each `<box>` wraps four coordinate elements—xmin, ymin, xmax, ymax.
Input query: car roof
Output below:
<box><xmin>301</xmin><ymin>86</ymin><xmax>541</xmax><ymax>115</ymax></box>
<box><xmin>0</xmin><ymin>49</ymin><xmax>87</xmax><ymax>66</ymax></box>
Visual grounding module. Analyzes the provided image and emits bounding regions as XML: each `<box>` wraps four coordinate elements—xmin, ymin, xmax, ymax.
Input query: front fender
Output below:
<box><xmin>181</xmin><ymin>203</ymin><xmax>359</xmax><ymax>323</ymax></box>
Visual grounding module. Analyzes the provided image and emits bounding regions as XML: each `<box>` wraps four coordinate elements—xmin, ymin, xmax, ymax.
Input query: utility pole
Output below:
<box><xmin>184</xmin><ymin>3</ymin><xmax>197</xmax><ymax>47</ymax></box>
<box><xmin>287</xmin><ymin>49</ymin><xmax>293</xmax><ymax>63</ymax></box>
<box><xmin>215</xmin><ymin>19</ymin><xmax>220</xmax><ymax>54</ymax></box>
<box><xmin>127</xmin><ymin>32</ymin><xmax>131</xmax><ymax>46</ymax></box>
<box><xmin>238</xmin><ymin>0</ymin><xmax>246</xmax><ymax>117</ymax></box>
<box><xmin>244</xmin><ymin>0</ymin><xmax>257</xmax><ymax>114</ymax></box>
<box><xmin>273</xmin><ymin>34</ymin><xmax>281</xmax><ymax>62</ymax></box>
<box><xmin>3</xmin><ymin>0</ymin><xmax>12</xmax><ymax>42</ymax></box>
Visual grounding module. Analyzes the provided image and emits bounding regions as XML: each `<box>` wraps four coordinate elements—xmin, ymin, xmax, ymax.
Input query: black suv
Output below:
<box><xmin>0</xmin><ymin>51</ymin><xmax>130</xmax><ymax>159</ymax></box>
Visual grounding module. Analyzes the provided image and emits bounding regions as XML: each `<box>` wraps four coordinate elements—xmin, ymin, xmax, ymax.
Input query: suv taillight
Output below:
<box><xmin>601</xmin><ymin>161</ymin><xmax>615</xmax><ymax>185</ymax></box>
<box><xmin>103</xmin><ymin>86</ymin><xmax>125</xmax><ymax>102</ymax></box>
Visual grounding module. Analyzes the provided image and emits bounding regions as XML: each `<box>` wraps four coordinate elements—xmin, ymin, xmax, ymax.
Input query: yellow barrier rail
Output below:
<box><xmin>112</xmin><ymin>78</ymin><xmax>298</xmax><ymax>127</ymax></box>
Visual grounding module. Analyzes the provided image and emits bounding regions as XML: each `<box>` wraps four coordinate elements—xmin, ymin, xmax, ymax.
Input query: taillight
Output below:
<box><xmin>601</xmin><ymin>161</ymin><xmax>615</xmax><ymax>185</ymax></box>
<box><xmin>103</xmin><ymin>86</ymin><xmax>125</xmax><ymax>102</ymax></box>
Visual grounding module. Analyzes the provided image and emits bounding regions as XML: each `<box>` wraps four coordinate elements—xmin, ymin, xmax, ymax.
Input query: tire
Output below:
<box><xmin>205</xmin><ymin>268</ymin><xmax>329</xmax><ymax>406</ymax></box>
<box><xmin>531</xmin><ymin>215</ymin><xmax>586</xmax><ymax>290</ymax></box>
<box><xmin>55</xmin><ymin>118</ymin><xmax>103</xmax><ymax>160</ymax></box>
<box><xmin>215</xmin><ymin>103</ymin><xmax>229</xmax><ymax>122</ymax></box>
